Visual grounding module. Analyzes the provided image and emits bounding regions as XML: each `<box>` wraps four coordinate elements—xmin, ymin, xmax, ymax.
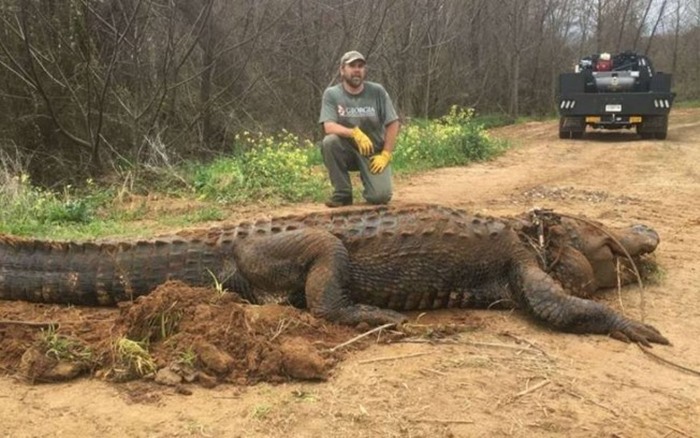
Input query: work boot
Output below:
<box><xmin>324</xmin><ymin>198</ymin><xmax>353</xmax><ymax>208</ymax></box>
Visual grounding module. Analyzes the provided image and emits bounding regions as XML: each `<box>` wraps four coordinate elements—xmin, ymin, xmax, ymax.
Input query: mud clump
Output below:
<box><xmin>19</xmin><ymin>347</ymin><xmax>89</xmax><ymax>383</ymax></box>
<box><xmin>115</xmin><ymin>281</ymin><xmax>360</xmax><ymax>385</ymax></box>
<box><xmin>0</xmin><ymin>282</ymin><xmax>466</xmax><ymax>387</ymax></box>
<box><xmin>0</xmin><ymin>281</ymin><xmax>365</xmax><ymax>386</ymax></box>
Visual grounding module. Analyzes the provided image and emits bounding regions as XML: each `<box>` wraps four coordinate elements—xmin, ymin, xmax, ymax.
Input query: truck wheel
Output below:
<box><xmin>559</xmin><ymin>117</ymin><xmax>569</xmax><ymax>138</ymax></box>
<box><xmin>655</xmin><ymin>116</ymin><xmax>669</xmax><ymax>140</ymax></box>
<box><xmin>559</xmin><ymin>117</ymin><xmax>585</xmax><ymax>139</ymax></box>
<box><xmin>559</xmin><ymin>130</ymin><xmax>584</xmax><ymax>139</ymax></box>
<box><xmin>637</xmin><ymin>115</ymin><xmax>668</xmax><ymax>140</ymax></box>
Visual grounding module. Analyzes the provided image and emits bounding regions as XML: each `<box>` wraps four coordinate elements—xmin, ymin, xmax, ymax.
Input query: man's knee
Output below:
<box><xmin>321</xmin><ymin>134</ymin><xmax>343</xmax><ymax>152</ymax></box>
<box><xmin>365</xmin><ymin>189</ymin><xmax>392</xmax><ymax>205</ymax></box>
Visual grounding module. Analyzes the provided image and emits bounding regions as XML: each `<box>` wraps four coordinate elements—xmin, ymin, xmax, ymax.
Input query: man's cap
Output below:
<box><xmin>340</xmin><ymin>50</ymin><xmax>366</xmax><ymax>65</ymax></box>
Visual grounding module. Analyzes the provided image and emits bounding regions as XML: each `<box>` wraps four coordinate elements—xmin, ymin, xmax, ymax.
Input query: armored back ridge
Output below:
<box><xmin>0</xmin><ymin>204</ymin><xmax>668</xmax><ymax>345</ymax></box>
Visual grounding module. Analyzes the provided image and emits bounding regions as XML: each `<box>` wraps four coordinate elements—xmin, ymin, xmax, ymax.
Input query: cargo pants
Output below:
<box><xmin>320</xmin><ymin>134</ymin><xmax>392</xmax><ymax>205</ymax></box>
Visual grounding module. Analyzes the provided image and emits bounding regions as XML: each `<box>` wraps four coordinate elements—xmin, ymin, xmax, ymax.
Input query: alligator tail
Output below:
<box><xmin>0</xmin><ymin>234</ymin><xmax>234</xmax><ymax>306</ymax></box>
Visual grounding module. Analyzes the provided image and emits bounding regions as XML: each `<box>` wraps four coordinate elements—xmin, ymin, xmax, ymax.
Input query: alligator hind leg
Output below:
<box><xmin>232</xmin><ymin>229</ymin><xmax>406</xmax><ymax>326</ymax></box>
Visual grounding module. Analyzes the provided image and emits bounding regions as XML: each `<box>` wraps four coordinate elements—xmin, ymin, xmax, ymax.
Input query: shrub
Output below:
<box><xmin>0</xmin><ymin>175</ymin><xmax>110</xmax><ymax>235</ymax></box>
<box><xmin>193</xmin><ymin>130</ymin><xmax>328</xmax><ymax>204</ymax></box>
<box><xmin>392</xmin><ymin>106</ymin><xmax>507</xmax><ymax>172</ymax></box>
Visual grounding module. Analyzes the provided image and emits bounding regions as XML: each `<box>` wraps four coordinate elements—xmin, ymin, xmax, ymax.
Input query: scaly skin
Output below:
<box><xmin>0</xmin><ymin>204</ymin><xmax>668</xmax><ymax>345</ymax></box>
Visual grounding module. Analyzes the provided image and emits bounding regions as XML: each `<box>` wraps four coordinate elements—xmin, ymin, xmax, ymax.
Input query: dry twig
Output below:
<box><xmin>419</xmin><ymin>368</ymin><xmax>448</xmax><ymax>376</ymax></box>
<box><xmin>358</xmin><ymin>352</ymin><xmax>431</xmax><ymax>365</ymax></box>
<box><xmin>616</xmin><ymin>258</ymin><xmax>627</xmax><ymax>315</ymax></box>
<box><xmin>399</xmin><ymin>337</ymin><xmax>459</xmax><ymax>345</ymax></box>
<box><xmin>0</xmin><ymin>320</ymin><xmax>59</xmax><ymax>328</ymax></box>
<box><xmin>660</xmin><ymin>423</ymin><xmax>693</xmax><ymax>438</ymax></box>
<box><xmin>559</xmin><ymin>385</ymin><xmax>620</xmax><ymax>417</ymax></box>
<box><xmin>411</xmin><ymin>418</ymin><xmax>474</xmax><ymax>424</ymax></box>
<box><xmin>463</xmin><ymin>340</ymin><xmax>542</xmax><ymax>355</ymax></box>
<box><xmin>501</xmin><ymin>332</ymin><xmax>554</xmax><ymax>360</ymax></box>
<box><xmin>327</xmin><ymin>323</ymin><xmax>396</xmax><ymax>352</ymax></box>
<box><xmin>514</xmin><ymin>379</ymin><xmax>551</xmax><ymax>399</ymax></box>
<box><xmin>637</xmin><ymin>344</ymin><xmax>700</xmax><ymax>377</ymax></box>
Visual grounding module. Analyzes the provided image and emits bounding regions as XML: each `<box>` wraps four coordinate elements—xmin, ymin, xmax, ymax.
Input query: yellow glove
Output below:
<box><xmin>351</xmin><ymin>127</ymin><xmax>373</xmax><ymax>156</ymax></box>
<box><xmin>370</xmin><ymin>150</ymin><xmax>392</xmax><ymax>174</ymax></box>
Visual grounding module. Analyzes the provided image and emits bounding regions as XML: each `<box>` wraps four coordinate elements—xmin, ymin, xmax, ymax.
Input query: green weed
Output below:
<box><xmin>177</xmin><ymin>348</ymin><xmax>198</xmax><ymax>367</ymax></box>
<box><xmin>192</xmin><ymin>130</ymin><xmax>328</xmax><ymax>204</ymax></box>
<box><xmin>39</xmin><ymin>325</ymin><xmax>92</xmax><ymax>362</ymax></box>
<box><xmin>250</xmin><ymin>404</ymin><xmax>273</xmax><ymax>420</ymax></box>
<box><xmin>185</xmin><ymin>206</ymin><xmax>226</xmax><ymax>222</ymax></box>
<box><xmin>291</xmin><ymin>389</ymin><xmax>318</xmax><ymax>403</ymax></box>
<box><xmin>637</xmin><ymin>257</ymin><xmax>666</xmax><ymax>286</ymax></box>
<box><xmin>206</xmin><ymin>269</ymin><xmax>228</xmax><ymax>297</ymax></box>
<box><xmin>672</xmin><ymin>99</ymin><xmax>700</xmax><ymax>108</ymax></box>
<box><xmin>0</xmin><ymin>175</ymin><xmax>115</xmax><ymax>236</ymax></box>
<box><xmin>114</xmin><ymin>338</ymin><xmax>157</xmax><ymax>378</ymax></box>
<box><xmin>392</xmin><ymin>106</ymin><xmax>508</xmax><ymax>173</ymax></box>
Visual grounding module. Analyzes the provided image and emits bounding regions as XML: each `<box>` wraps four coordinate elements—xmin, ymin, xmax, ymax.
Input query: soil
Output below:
<box><xmin>2</xmin><ymin>109</ymin><xmax>700</xmax><ymax>437</ymax></box>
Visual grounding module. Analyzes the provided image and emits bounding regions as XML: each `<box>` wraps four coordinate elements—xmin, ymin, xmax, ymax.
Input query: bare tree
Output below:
<box><xmin>0</xmin><ymin>0</ymin><xmax>698</xmax><ymax>186</ymax></box>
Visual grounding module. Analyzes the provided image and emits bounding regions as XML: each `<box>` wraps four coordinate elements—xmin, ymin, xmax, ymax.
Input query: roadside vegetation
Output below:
<box><xmin>0</xmin><ymin>108</ymin><xmax>507</xmax><ymax>239</ymax></box>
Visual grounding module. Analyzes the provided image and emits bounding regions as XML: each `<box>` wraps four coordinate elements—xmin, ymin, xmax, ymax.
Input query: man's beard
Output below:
<box><xmin>344</xmin><ymin>75</ymin><xmax>363</xmax><ymax>89</ymax></box>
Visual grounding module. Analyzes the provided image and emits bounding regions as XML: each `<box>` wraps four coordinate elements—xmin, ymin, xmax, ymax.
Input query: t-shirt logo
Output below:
<box><xmin>336</xmin><ymin>105</ymin><xmax>376</xmax><ymax>118</ymax></box>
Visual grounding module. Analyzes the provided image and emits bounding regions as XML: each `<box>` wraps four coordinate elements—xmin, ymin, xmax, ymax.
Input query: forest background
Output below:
<box><xmin>0</xmin><ymin>0</ymin><xmax>697</xmax><ymax>190</ymax></box>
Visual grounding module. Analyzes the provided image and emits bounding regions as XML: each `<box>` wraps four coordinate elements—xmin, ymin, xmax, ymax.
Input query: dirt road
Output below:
<box><xmin>1</xmin><ymin>109</ymin><xmax>699</xmax><ymax>437</ymax></box>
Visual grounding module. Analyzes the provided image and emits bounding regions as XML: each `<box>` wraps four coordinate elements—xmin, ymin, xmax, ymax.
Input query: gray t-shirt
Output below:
<box><xmin>319</xmin><ymin>81</ymin><xmax>399</xmax><ymax>148</ymax></box>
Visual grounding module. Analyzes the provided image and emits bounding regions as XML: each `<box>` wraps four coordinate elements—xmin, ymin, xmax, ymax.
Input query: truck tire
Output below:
<box><xmin>559</xmin><ymin>129</ymin><xmax>585</xmax><ymax>139</ymax></box>
<box><xmin>559</xmin><ymin>117</ymin><xmax>585</xmax><ymax>139</ymax></box>
<box><xmin>655</xmin><ymin>115</ymin><xmax>669</xmax><ymax>139</ymax></box>
<box><xmin>637</xmin><ymin>115</ymin><xmax>668</xmax><ymax>140</ymax></box>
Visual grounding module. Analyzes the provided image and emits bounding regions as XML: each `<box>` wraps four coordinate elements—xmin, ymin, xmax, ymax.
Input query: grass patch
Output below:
<box><xmin>113</xmin><ymin>338</ymin><xmax>157</xmax><ymax>379</ymax></box>
<box><xmin>1</xmin><ymin>107</ymin><xmax>509</xmax><ymax>239</ymax></box>
<box><xmin>473</xmin><ymin>112</ymin><xmax>516</xmax><ymax>129</ymax></box>
<box><xmin>191</xmin><ymin>130</ymin><xmax>329</xmax><ymax>204</ymax></box>
<box><xmin>638</xmin><ymin>257</ymin><xmax>666</xmax><ymax>286</ymax></box>
<box><xmin>672</xmin><ymin>99</ymin><xmax>700</xmax><ymax>109</ymax></box>
<box><xmin>0</xmin><ymin>175</ymin><xmax>112</xmax><ymax>236</ymax></box>
<box><xmin>206</xmin><ymin>269</ymin><xmax>229</xmax><ymax>297</ymax></box>
<box><xmin>178</xmin><ymin>348</ymin><xmax>197</xmax><ymax>367</ymax></box>
<box><xmin>393</xmin><ymin>106</ymin><xmax>508</xmax><ymax>173</ymax></box>
<box><xmin>153</xmin><ymin>304</ymin><xmax>183</xmax><ymax>341</ymax></box>
<box><xmin>39</xmin><ymin>325</ymin><xmax>92</xmax><ymax>362</ymax></box>
<box><xmin>250</xmin><ymin>404</ymin><xmax>273</xmax><ymax>420</ymax></box>
<box><xmin>191</xmin><ymin>106</ymin><xmax>507</xmax><ymax>205</ymax></box>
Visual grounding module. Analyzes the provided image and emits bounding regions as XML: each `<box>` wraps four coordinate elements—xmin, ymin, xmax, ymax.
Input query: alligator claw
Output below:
<box><xmin>610</xmin><ymin>320</ymin><xmax>670</xmax><ymax>347</ymax></box>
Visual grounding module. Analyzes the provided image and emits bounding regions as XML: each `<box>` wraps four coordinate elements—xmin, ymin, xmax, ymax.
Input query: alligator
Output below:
<box><xmin>0</xmin><ymin>204</ymin><xmax>668</xmax><ymax>345</ymax></box>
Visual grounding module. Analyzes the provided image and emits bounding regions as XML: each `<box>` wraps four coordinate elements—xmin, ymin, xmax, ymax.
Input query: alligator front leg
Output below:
<box><xmin>515</xmin><ymin>264</ymin><xmax>669</xmax><ymax>346</ymax></box>
<box><xmin>233</xmin><ymin>229</ymin><xmax>407</xmax><ymax>326</ymax></box>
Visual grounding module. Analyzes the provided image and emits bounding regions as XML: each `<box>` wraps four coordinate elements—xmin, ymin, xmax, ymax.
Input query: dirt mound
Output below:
<box><xmin>115</xmin><ymin>281</ymin><xmax>362</xmax><ymax>385</ymax></box>
<box><xmin>0</xmin><ymin>281</ymin><xmax>375</xmax><ymax>386</ymax></box>
<box><xmin>1</xmin><ymin>282</ymin><xmax>479</xmax><ymax>388</ymax></box>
